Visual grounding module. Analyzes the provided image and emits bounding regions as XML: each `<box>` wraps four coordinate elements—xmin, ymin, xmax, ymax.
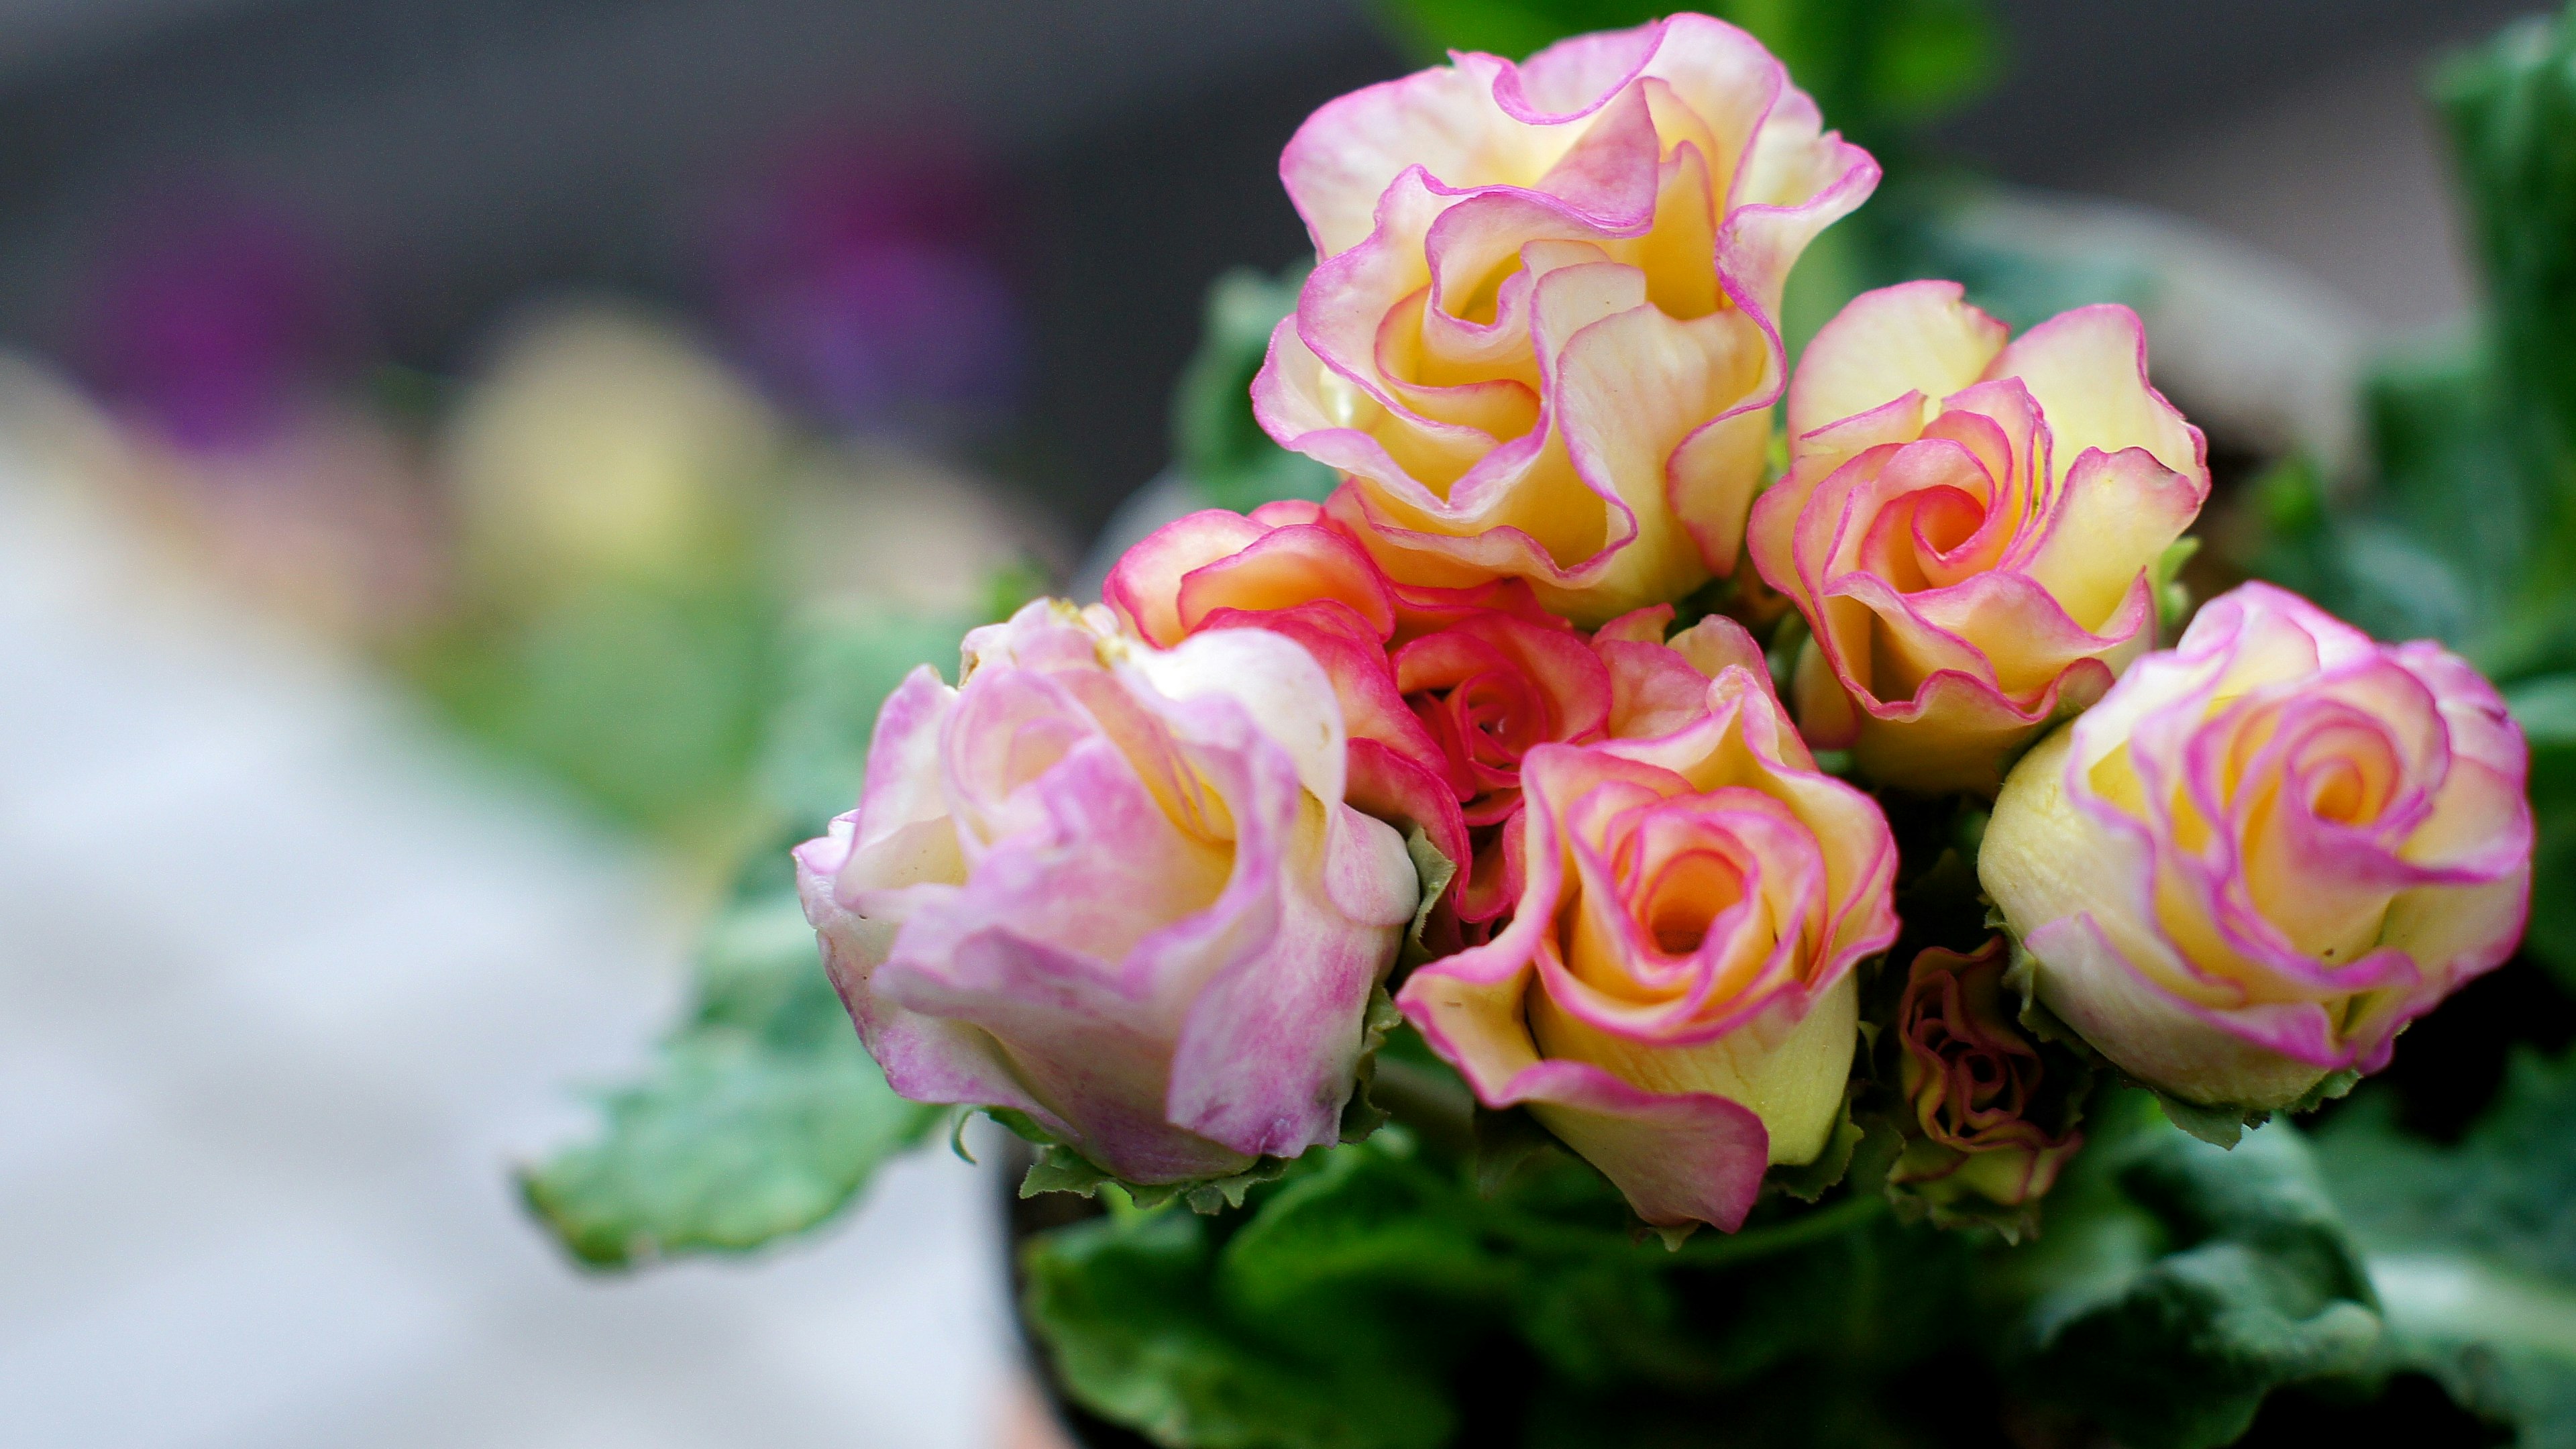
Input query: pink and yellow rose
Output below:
<box><xmin>1106</xmin><ymin>501</ymin><xmax>1781</xmax><ymax>928</ymax></box>
<box><xmin>1980</xmin><ymin>583</ymin><xmax>2533</xmax><ymax>1112</ymax></box>
<box><xmin>1254</xmin><ymin>13</ymin><xmax>1878</xmax><ymax>625</ymax></box>
<box><xmin>794</xmin><ymin>600</ymin><xmax>1420</xmax><ymax>1185</ymax></box>
<box><xmin>1750</xmin><ymin>281</ymin><xmax>2209</xmax><ymax>792</ymax></box>
<box><xmin>1397</xmin><ymin>644</ymin><xmax>1897</xmax><ymax>1230</ymax></box>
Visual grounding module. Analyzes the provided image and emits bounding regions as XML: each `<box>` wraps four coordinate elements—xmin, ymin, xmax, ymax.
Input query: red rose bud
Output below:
<box><xmin>1888</xmin><ymin>938</ymin><xmax>2083</xmax><ymax>1234</ymax></box>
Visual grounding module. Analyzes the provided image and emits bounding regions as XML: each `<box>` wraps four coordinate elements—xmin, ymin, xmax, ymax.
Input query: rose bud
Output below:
<box><xmin>793</xmin><ymin>600</ymin><xmax>1420</xmax><ymax>1186</ymax></box>
<box><xmin>1748</xmin><ymin>281</ymin><xmax>2210</xmax><ymax>792</ymax></box>
<box><xmin>1888</xmin><ymin>939</ymin><xmax>2083</xmax><ymax>1229</ymax></box>
<box><xmin>1253</xmin><ymin>14</ymin><xmax>1878</xmax><ymax>625</ymax></box>
<box><xmin>1396</xmin><ymin>659</ymin><xmax>1898</xmax><ymax>1231</ymax></box>
<box><xmin>1980</xmin><ymin>582</ymin><xmax>2533</xmax><ymax>1115</ymax></box>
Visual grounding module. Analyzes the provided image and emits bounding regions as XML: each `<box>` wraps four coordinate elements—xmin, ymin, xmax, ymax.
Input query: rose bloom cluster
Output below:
<box><xmin>796</xmin><ymin>15</ymin><xmax>2534</xmax><ymax>1233</ymax></box>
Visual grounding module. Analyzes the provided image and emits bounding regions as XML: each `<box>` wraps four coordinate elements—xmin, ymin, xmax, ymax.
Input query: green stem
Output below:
<box><xmin>1468</xmin><ymin>1185</ymin><xmax>1887</xmax><ymax>1268</ymax></box>
<box><xmin>1666</xmin><ymin>1193</ymin><xmax>1888</xmax><ymax>1269</ymax></box>
<box><xmin>1370</xmin><ymin>1057</ymin><xmax>1478</xmax><ymax>1161</ymax></box>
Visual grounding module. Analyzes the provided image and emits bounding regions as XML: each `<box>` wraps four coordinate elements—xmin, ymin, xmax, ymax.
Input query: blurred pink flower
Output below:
<box><xmin>795</xmin><ymin>600</ymin><xmax>1418</xmax><ymax>1184</ymax></box>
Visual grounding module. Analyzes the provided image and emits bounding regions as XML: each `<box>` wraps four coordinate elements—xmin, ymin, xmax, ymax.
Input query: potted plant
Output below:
<box><xmin>523</xmin><ymin>7</ymin><xmax>2576</xmax><ymax>1445</ymax></box>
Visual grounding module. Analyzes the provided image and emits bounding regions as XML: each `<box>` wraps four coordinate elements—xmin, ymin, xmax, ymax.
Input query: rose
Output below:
<box><xmin>792</xmin><ymin>600</ymin><xmax>1419</xmax><ymax>1185</ymax></box>
<box><xmin>1253</xmin><ymin>13</ymin><xmax>1878</xmax><ymax>625</ymax></box>
<box><xmin>1889</xmin><ymin>938</ymin><xmax>2082</xmax><ymax>1222</ymax></box>
<box><xmin>1980</xmin><ymin>582</ymin><xmax>2533</xmax><ymax>1112</ymax></box>
<box><xmin>1107</xmin><ymin>500</ymin><xmax>1601</xmax><ymax>926</ymax></box>
<box><xmin>1105</xmin><ymin>502</ymin><xmax>1773</xmax><ymax>926</ymax></box>
<box><xmin>1396</xmin><ymin>655</ymin><xmax>1898</xmax><ymax>1230</ymax></box>
<box><xmin>1748</xmin><ymin>281</ymin><xmax>2209</xmax><ymax>792</ymax></box>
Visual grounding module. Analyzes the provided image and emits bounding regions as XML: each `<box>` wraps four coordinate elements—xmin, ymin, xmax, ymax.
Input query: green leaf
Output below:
<box><xmin>1221</xmin><ymin>1139</ymin><xmax>1518</xmax><ymax>1332</ymax></box>
<box><xmin>1024</xmin><ymin>1178</ymin><xmax>1460</xmax><ymax>1449</ymax></box>
<box><xmin>753</xmin><ymin>605</ymin><xmax>977</xmax><ymax>837</ymax></box>
<box><xmin>522</xmin><ymin>600</ymin><xmax>986</xmax><ymax>1266</ymax></box>
<box><xmin>519</xmin><ymin>882</ymin><xmax>942</xmax><ymax>1266</ymax></box>
<box><xmin>2002</xmin><ymin>1090</ymin><xmax>2383</xmax><ymax>1449</ymax></box>
<box><xmin>2316</xmin><ymin>1046</ymin><xmax>2576</xmax><ymax>1445</ymax></box>
<box><xmin>2436</xmin><ymin>7</ymin><xmax>2576</xmax><ymax>620</ymax></box>
<box><xmin>413</xmin><ymin>580</ymin><xmax>781</xmax><ymax>837</ymax></box>
<box><xmin>1173</xmin><ymin>267</ymin><xmax>1338</xmax><ymax>515</ymax></box>
<box><xmin>2151</xmin><ymin>1088</ymin><xmax>2261</xmax><ymax>1150</ymax></box>
<box><xmin>1336</xmin><ymin>987</ymin><xmax>1410</xmax><ymax>1144</ymax></box>
<box><xmin>1019</xmin><ymin>1141</ymin><xmax>1297</xmax><ymax>1218</ymax></box>
<box><xmin>1471</xmin><ymin>1103</ymin><xmax>1564</xmax><ymax>1198</ymax></box>
<box><xmin>1397</xmin><ymin>828</ymin><xmax>1458</xmax><ymax>969</ymax></box>
<box><xmin>2154</xmin><ymin>536</ymin><xmax>2201</xmax><ymax>640</ymax></box>
<box><xmin>1764</xmin><ymin>1091</ymin><xmax>1865</xmax><ymax>1203</ymax></box>
<box><xmin>2237</xmin><ymin>349</ymin><xmax>2534</xmax><ymax>663</ymax></box>
<box><xmin>2512</xmin><ymin>674</ymin><xmax>2576</xmax><ymax>988</ymax></box>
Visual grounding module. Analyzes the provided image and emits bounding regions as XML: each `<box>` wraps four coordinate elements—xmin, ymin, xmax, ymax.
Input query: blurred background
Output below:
<box><xmin>0</xmin><ymin>2</ymin><xmax>2550</xmax><ymax>1446</ymax></box>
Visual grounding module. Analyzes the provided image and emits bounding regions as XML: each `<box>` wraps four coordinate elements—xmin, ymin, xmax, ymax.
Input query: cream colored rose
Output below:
<box><xmin>1981</xmin><ymin>584</ymin><xmax>2532</xmax><ymax>1112</ymax></box>
<box><xmin>1749</xmin><ymin>281</ymin><xmax>2208</xmax><ymax>792</ymax></box>
<box><xmin>1253</xmin><ymin>14</ymin><xmax>1877</xmax><ymax>625</ymax></box>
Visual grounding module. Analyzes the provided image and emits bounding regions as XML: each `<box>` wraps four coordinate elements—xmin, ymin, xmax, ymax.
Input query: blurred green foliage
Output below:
<box><xmin>519</xmin><ymin>859</ymin><xmax>941</xmax><ymax>1267</ymax></box>
<box><xmin>1174</xmin><ymin>267</ymin><xmax>1338</xmax><ymax>514</ymax></box>
<box><xmin>2438</xmin><ymin>9</ymin><xmax>2576</xmax><ymax>619</ymax></box>
<box><xmin>2514</xmin><ymin>676</ymin><xmax>2576</xmax><ymax>979</ymax></box>
<box><xmin>1368</xmin><ymin>0</ymin><xmax>1998</xmax><ymax>156</ymax></box>
<box><xmin>411</xmin><ymin>580</ymin><xmax>782</xmax><ymax>842</ymax></box>
<box><xmin>2001</xmin><ymin>1093</ymin><xmax>2381</xmax><ymax>1449</ymax></box>
<box><xmin>520</xmin><ymin>603</ymin><xmax>996</xmax><ymax>1267</ymax></box>
<box><xmin>2318</xmin><ymin>1046</ymin><xmax>2576</xmax><ymax>1445</ymax></box>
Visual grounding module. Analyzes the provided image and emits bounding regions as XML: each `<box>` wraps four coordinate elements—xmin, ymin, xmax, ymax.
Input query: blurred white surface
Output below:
<box><xmin>0</xmin><ymin>420</ymin><xmax>1014</xmax><ymax>1448</ymax></box>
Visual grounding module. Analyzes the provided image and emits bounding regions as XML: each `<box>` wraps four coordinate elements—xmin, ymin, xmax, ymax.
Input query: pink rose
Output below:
<box><xmin>1397</xmin><ymin>655</ymin><xmax>1898</xmax><ymax>1230</ymax></box>
<box><xmin>794</xmin><ymin>600</ymin><xmax>1419</xmax><ymax>1185</ymax></box>
<box><xmin>1980</xmin><ymin>583</ymin><xmax>2534</xmax><ymax>1112</ymax></box>
<box><xmin>1254</xmin><ymin>14</ymin><xmax>1878</xmax><ymax>624</ymax></box>
<box><xmin>1749</xmin><ymin>281</ymin><xmax>2209</xmax><ymax>792</ymax></box>
<box><xmin>1104</xmin><ymin>503</ymin><xmax>1764</xmax><ymax>928</ymax></box>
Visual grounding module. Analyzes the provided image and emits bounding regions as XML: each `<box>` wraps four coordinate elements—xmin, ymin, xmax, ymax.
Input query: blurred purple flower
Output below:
<box><xmin>708</xmin><ymin>126</ymin><xmax>1022</xmax><ymax>431</ymax></box>
<box><xmin>78</xmin><ymin>185</ymin><xmax>362</xmax><ymax>451</ymax></box>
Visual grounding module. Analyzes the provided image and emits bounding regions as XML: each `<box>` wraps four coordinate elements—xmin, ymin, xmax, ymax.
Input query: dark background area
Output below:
<box><xmin>0</xmin><ymin>0</ymin><xmax>2542</xmax><ymax>541</ymax></box>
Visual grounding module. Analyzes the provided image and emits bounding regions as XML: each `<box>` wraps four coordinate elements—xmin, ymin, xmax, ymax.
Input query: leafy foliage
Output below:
<box><xmin>2516</xmin><ymin>676</ymin><xmax>2576</xmax><ymax>986</ymax></box>
<box><xmin>2316</xmin><ymin>1048</ymin><xmax>2576</xmax><ymax>1446</ymax></box>
<box><xmin>519</xmin><ymin>606</ymin><xmax>985</xmax><ymax>1265</ymax></box>
<box><xmin>754</xmin><ymin>604</ymin><xmax>1000</xmax><ymax>836</ymax></box>
<box><xmin>2436</xmin><ymin>7</ymin><xmax>2576</xmax><ymax>626</ymax></box>
<box><xmin>519</xmin><ymin>871</ymin><xmax>943</xmax><ymax>1267</ymax></box>
<box><xmin>1171</xmin><ymin>267</ymin><xmax>1336</xmax><ymax>515</ymax></box>
<box><xmin>1024</xmin><ymin>1199</ymin><xmax>1459</xmax><ymax>1449</ymax></box>
<box><xmin>1023</xmin><ymin>1122</ymin><xmax>2003</xmax><ymax>1449</ymax></box>
<box><xmin>1367</xmin><ymin>0</ymin><xmax>1998</xmax><ymax>154</ymax></box>
<box><xmin>1998</xmin><ymin>1091</ymin><xmax>2383</xmax><ymax>1449</ymax></box>
<box><xmin>413</xmin><ymin>579</ymin><xmax>782</xmax><ymax>838</ymax></box>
